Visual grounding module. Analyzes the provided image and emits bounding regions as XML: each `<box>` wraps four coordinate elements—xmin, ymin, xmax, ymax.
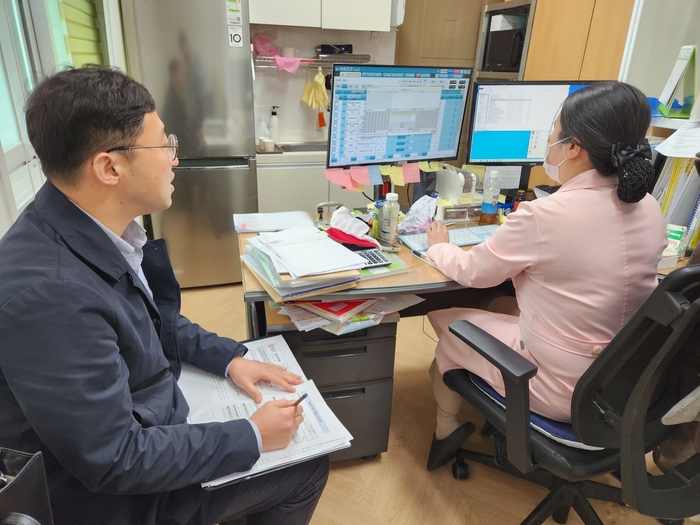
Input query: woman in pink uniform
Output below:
<box><xmin>425</xmin><ymin>81</ymin><xmax>668</xmax><ymax>471</ymax></box>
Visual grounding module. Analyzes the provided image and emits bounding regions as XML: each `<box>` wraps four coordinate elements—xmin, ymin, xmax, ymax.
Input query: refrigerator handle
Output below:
<box><xmin>175</xmin><ymin>163</ymin><xmax>252</xmax><ymax>171</ymax></box>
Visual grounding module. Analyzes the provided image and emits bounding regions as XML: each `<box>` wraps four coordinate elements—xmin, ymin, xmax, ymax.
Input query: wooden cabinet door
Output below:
<box><xmin>321</xmin><ymin>0</ymin><xmax>392</xmax><ymax>32</ymax></box>
<box><xmin>579</xmin><ymin>0</ymin><xmax>635</xmax><ymax>80</ymax></box>
<box><xmin>523</xmin><ymin>0</ymin><xmax>595</xmax><ymax>80</ymax></box>
<box><xmin>249</xmin><ymin>0</ymin><xmax>321</xmax><ymax>28</ymax></box>
<box><xmin>397</xmin><ymin>0</ymin><xmax>483</xmax><ymax>67</ymax></box>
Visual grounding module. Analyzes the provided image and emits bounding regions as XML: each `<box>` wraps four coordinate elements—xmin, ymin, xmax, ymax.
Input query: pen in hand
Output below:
<box><xmin>292</xmin><ymin>393</ymin><xmax>308</xmax><ymax>406</ymax></box>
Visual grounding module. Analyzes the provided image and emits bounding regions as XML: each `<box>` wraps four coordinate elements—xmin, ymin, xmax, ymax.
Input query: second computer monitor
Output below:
<box><xmin>328</xmin><ymin>64</ymin><xmax>472</xmax><ymax>169</ymax></box>
<box><xmin>467</xmin><ymin>81</ymin><xmax>592</xmax><ymax>164</ymax></box>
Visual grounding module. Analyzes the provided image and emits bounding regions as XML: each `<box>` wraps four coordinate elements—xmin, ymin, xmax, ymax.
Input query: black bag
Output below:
<box><xmin>0</xmin><ymin>449</ymin><xmax>53</xmax><ymax>525</ymax></box>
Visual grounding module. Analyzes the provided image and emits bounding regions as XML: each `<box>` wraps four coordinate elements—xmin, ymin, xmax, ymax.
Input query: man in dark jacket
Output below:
<box><xmin>0</xmin><ymin>66</ymin><xmax>329</xmax><ymax>525</ymax></box>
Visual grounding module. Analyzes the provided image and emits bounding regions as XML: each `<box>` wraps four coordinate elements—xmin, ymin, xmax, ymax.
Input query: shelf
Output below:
<box><xmin>651</xmin><ymin>117</ymin><xmax>688</xmax><ymax>131</ymax></box>
<box><xmin>254</xmin><ymin>54</ymin><xmax>373</xmax><ymax>71</ymax></box>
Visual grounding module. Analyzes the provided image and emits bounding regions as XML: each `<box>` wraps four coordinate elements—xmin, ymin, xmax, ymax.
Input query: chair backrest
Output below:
<box><xmin>573</xmin><ymin>264</ymin><xmax>700</xmax><ymax>447</ymax></box>
<box><xmin>572</xmin><ymin>265</ymin><xmax>700</xmax><ymax>518</ymax></box>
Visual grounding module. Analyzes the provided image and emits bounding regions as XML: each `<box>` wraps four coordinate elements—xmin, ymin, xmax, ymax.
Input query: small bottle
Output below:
<box><xmin>479</xmin><ymin>171</ymin><xmax>501</xmax><ymax>226</ymax></box>
<box><xmin>513</xmin><ymin>189</ymin><xmax>526</xmax><ymax>211</ymax></box>
<box><xmin>381</xmin><ymin>193</ymin><xmax>400</xmax><ymax>244</ymax></box>
<box><xmin>269</xmin><ymin>106</ymin><xmax>280</xmax><ymax>142</ymax></box>
<box><xmin>256</xmin><ymin>116</ymin><xmax>270</xmax><ymax>143</ymax></box>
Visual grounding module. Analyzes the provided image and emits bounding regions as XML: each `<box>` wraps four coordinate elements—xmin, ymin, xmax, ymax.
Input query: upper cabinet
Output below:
<box><xmin>250</xmin><ymin>0</ymin><xmax>392</xmax><ymax>32</ymax></box>
<box><xmin>524</xmin><ymin>0</ymin><xmax>635</xmax><ymax>80</ymax></box>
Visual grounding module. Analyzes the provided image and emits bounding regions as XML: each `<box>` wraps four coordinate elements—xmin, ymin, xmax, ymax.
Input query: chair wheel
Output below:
<box><xmin>452</xmin><ymin>460</ymin><xmax>470</xmax><ymax>480</ymax></box>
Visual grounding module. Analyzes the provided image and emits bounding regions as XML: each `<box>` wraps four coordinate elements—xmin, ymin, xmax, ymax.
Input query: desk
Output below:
<box><xmin>239</xmin><ymin>231</ymin><xmax>513</xmax><ymax>338</ymax></box>
<box><xmin>239</xmin><ymin>232</ymin><xmax>514</xmax><ymax>461</ymax></box>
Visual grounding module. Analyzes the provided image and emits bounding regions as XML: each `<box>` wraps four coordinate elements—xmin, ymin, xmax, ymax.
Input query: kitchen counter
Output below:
<box><xmin>255</xmin><ymin>143</ymin><xmax>372</xmax><ymax>213</ymax></box>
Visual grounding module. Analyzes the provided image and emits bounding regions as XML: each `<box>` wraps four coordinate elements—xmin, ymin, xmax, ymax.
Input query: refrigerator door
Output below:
<box><xmin>151</xmin><ymin>159</ymin><xmax>258</xmax><ymax>287</ymax></box>
<box><xmin>121</xmin><ymin>0</ymin><xmax>256</xmax><ymax>158</ymax></box>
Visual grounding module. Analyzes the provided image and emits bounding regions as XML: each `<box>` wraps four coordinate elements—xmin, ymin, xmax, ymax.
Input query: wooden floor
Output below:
<box><xmin>181</xmin><ymin>284</ymin><xmax>662</xmax><ymax>525</ymax></box>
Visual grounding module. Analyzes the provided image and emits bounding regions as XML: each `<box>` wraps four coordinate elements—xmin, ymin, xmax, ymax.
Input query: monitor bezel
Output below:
<box><xmin>326</xmin><ymin>63</ymin><xmax>473</xmax><ymax>169</ymax></box>
<box><xmin>466</xmin><ymin>79</ymin><xmax>595</xmax><ymax>166</ymax></box>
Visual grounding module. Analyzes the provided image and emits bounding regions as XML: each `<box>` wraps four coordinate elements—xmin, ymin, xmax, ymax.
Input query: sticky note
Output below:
<box><xmin>349</xmin><ymin>166</ymin><xmax>370</xmax><ymax>184</ymax></box>
<box><xmin>436</xmin><ymin>198</ymin><xmax>452</xmax><ymax>207</ymax></box>
<box><xmin>379</xmin><ymin>165</ymin><xmax>391</xmax><ymax>176</ymax></box>
<box><xmin>325</xmin><ymin>168</ymin><xmax>352</xmax><ymax>187</ymax></box>
<box><xmin>388</xmin><ymin>166</ymin><xmax>404</xmax><ymax>186</ymax></box>
<box><xmin>460</xmin><ymin>194</ymin><xmax>473</xmax><ymax>204</ymax></box>
<box><xmin>402</xmin><ymin>162</ymin><xmax>420</xmax><ymax>183</ymax></box>
<box><xmin>498</xmin><ymin>194</ymin><xmax>507</xmax><ymax>204</ymax></box>
<box><xmin>419</xmin><ymin>161</ymin><xmax>439</xmax><ymax>173</ymax></box>
<box><xmin>367</xmin><ymin>165</ymin><xmax>383</xmax><ymax>185</ymax></box>
<box><xmin>429</xmin><ymin>161</ymin><xmax>443</xmax><ymax>171</ymax></box>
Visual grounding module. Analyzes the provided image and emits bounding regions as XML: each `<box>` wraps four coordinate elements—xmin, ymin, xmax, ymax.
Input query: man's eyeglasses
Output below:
<box><xmin>107</xmin><ymin>134</ymin><xmax>179</xmax><ymax>161</ymax></box>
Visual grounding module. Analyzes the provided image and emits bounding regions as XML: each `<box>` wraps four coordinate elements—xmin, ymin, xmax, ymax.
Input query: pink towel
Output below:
<box><xmin>273</xmin><ymin>55</ymin><xmax>301</xmax><ymax>74</ymax></box>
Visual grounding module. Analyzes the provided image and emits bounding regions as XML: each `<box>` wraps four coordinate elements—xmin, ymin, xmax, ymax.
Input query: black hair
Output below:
<box><xmin>25</xmin><ymin>65</ymin><xmax>156</xmax><ymax>187</ymax></box>
<box><xmin>559</xmin><ymin>81</ymin><xmax>653</xmax><ymax>203</ymax></box>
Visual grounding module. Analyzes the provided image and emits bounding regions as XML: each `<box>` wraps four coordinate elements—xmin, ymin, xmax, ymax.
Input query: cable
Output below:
<box><xmin>422</xmin><ymin>316</ymin><xmax>438</xmax><ymax>344</ymax></box>
<box><xmin>361</xmin><ymin>191</ymin><xmax>374</xmax><ymax>202</ymax></box>
<box><xmin>407</xmin><ymin>183</ymin><xmax>412</xmax><ymax>207</ymax></box>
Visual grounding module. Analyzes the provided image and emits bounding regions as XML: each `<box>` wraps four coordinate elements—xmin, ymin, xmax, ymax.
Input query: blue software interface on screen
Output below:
<box><xmin>328</xmin><ymin>65</ymin><xmax>471</xmax><ymax>168</ymax></box>
<box><xmin>468</xmin><ymin>83</ymin><xmax>589</xmax><ymax>163</ymax></box>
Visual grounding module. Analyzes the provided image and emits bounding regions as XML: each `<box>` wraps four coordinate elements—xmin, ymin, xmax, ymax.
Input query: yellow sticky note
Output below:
<box><xmin>436</xmin><ymin>198</ymin><xmax>453</xmax><ymax>207</ymax></box>
<box><xmin>429</xmin><ymin>161</ymin><xmax>442</xmax><ymax>171</ymax></box>
<box><xmin>460</xmin><ymin>194</ymin><xmax>473</xmax><ymax>204</ymax></box>
<box><xmin>379</xmin><ymin>165</ymin><xmax>391</xmax><ymax>176</ymax></box>
<box><xmin>498</xmin><ymin>194</ymin><xmax>506</xmax><ymax>204</ymax></box>
<box><xmin>389</xmin><ymin>166</ymin><xmax>405</xmax><ymax>186</ymax></box>
<box><xmin>462</xmin><ymin>164</ymin><xmax>486</xmax><ymax>180</ymax></box>
<box><xmin>419</xmin><ymin>161</ymin><xmax>438</xmax><ymax>172</ymax></box>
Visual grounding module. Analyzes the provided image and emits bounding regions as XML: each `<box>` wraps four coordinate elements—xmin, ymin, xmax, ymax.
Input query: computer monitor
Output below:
<box><xmin>467</xmin><ymin>80</ymin><xmax>592</xmax><ymax>165</ymax></box>
<box><xmin>327</xmin><ymin>64</ymin><xmax>472</xmax><ymax>169</ymax></box>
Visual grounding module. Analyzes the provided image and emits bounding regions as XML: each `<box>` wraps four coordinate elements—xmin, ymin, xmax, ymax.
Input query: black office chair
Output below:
<box><xmin>442</xmin><ymin>264</ymin><xmax>700</xmax><ymax>525</ymax></box>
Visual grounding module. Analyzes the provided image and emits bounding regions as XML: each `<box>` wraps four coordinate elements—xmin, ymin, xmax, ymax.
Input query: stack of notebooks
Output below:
<box><xmin>241</xmin><ymin>228</ymin><xmax>368</xmax><ymax>302</ymax></box>
<box><xmin>278</xmin><ymin>295</ymin><xmax>426</xmax><ymax>335</ymax></box>
<box><xmin>652</xmin><ymin>157</ymin><xmax>700</xmax><ymax>252</ymax></box>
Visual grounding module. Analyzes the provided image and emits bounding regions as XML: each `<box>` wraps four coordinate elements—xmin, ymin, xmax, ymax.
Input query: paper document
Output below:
<box><xmin>177</xmin><ymin>335</ymin><xmax>352</xmax><ymax>488</ymax></box>
<box><xmin>234</xmin><ymin>212</ymin><xmax>315</xmax><ymax>232</ymax></box>
<box><xmin>656</xmin><ymin>121</ymin><xmax>700</xmax><ymax>158</ymax></box>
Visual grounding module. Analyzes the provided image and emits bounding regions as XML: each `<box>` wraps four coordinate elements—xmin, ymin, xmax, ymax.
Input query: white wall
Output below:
<box><xmin>623</xmin><ymin>0</ymin><xmax>700</xmax><ymax>97</ymax></box>
<box><xmin>252</xmin><ymin>25</ymin><xmax>397</xmax><ymax>142</ymax></box>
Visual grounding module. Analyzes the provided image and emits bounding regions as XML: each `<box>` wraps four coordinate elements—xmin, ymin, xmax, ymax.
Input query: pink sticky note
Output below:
<box><xmin>325</xmin><ymin>168</ymin><xmax>352</xmax><ymax>188</ymax></box>
<box><xmin>349</xmin><ymin>165</ymin><xmax>370</xmax><ymax>184</ymax></box>
<box><xmin>402</xmin><ymin>162</ymin><xmax>420</xmax><ymax>183</ymax></box>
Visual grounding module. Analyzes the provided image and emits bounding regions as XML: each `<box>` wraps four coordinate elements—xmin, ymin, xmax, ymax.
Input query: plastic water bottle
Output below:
<box><xmin>381</xmin><ymin>193</ymin><xmax>400</xmax><ymax>244</ymax></box>
<box><xmin>479</xmin><ymin>170</ymin><xmax>501</xmax><ymax>226</ymax></box>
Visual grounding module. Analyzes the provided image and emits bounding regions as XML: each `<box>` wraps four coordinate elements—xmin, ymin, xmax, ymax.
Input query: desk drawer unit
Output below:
<box><xmin>272</xmin><ymin>322</ymin><xmax>397</xmax><ymax>461</ymax></box>
<box><xmin>320</xmin><ymin>378</ymin><xmax>393</xmax><ymax>461</ymax></box>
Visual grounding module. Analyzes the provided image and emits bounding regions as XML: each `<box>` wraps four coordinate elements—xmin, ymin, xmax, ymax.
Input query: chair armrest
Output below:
<box><xmin>448</xmin><ymin>320</ymin><xmax>538</xmax><ymax>473</ymax></box>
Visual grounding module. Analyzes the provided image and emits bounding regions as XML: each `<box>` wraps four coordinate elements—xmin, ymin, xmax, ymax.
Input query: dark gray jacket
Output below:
<box><xmin>0</xmin><ymin>183</ymin><xmax>258</xmax><ymax>523</ymax></box>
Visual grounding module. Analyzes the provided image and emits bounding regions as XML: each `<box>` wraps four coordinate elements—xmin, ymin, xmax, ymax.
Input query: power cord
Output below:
<box><xmin>421</xmin><ymin>315</ymin><xmax>438</xmax><ymax>343</ymax></box>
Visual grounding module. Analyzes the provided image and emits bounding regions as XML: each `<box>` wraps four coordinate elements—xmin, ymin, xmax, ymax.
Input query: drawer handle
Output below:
<box><xmin>301</xmin><ymin>346</ymin><xmax>367</xmax><ymax>359</ymax></box>
<box><xmin>322</xmin><ymin>387</ymin><xmax>365</xmax><ymax>400</ymax></box>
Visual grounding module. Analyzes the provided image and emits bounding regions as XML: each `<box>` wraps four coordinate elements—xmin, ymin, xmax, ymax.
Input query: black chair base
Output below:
<box><xmin>453</xmin><ymin>447</ymin><xmax>623</xmax><ymax>525</ymax></box>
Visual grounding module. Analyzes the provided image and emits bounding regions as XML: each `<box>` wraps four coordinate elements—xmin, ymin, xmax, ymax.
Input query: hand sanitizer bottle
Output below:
<box><xmin>269</xmin><ymin>106</ymin><xmax>280</xmax><ymax>142</ymax></box>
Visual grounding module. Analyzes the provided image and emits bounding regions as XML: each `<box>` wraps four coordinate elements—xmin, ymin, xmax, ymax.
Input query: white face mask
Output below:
<box><xmin>542</xmin><ymin>137</ymin><xmax>570</xmax><ymax>184</ymax></box>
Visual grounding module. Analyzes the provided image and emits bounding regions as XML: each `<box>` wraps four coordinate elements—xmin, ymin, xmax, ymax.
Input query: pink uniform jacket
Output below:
<box><xmin>426</xmin><ymin>169</ymin><xmax>667</xmax><ymax>422</ymax></box>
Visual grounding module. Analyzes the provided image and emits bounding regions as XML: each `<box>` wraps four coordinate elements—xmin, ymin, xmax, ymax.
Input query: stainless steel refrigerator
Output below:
<box><xmin>121</xmin><ymin>0</ymin><xmax>257</xmax><ymax>287</ymax></box>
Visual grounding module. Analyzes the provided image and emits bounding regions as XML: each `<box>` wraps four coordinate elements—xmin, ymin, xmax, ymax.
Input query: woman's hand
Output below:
<box><xmin>426</xmin><ymin>220</ymin><xmax>450</xmax><ymax>247</ymax></box>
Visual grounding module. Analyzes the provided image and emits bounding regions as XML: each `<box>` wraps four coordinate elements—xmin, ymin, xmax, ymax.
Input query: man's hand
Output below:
<box><xmin>426</xmin><ymin>220</ymin><xmax>450</xmax><ymax>247</ymax></box>
<box><xmin>228</xmin><ymin>356</ymin><xmax>303</xmax><ymax>403</ymax></box>
<box><xmin>250</xmin><ymin>400</ymin><xmax>304</xmax><ymax>451</ymax></box>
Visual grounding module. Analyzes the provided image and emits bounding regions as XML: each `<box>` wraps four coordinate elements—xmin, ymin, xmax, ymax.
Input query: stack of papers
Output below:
<box><xmin>242</xmin><ymin>228</ymin><xmax>368</xmax><ymax>301</ymax></box>
<box><xmin>278</xmin><ymin>294</ymin><xmax>425</xmax><ymax>335</ymax></box>
<box><xmin>177</xmin><ymin>335</ymin><xmax>353</xmax><ymax>488</ymax></box>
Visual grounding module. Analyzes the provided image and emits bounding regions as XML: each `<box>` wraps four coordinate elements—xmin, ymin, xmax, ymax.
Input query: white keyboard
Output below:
<box><xmin>398</xmin><ymin>225</ymin><xmax>499</xmax><ymax>253</ymax></box>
